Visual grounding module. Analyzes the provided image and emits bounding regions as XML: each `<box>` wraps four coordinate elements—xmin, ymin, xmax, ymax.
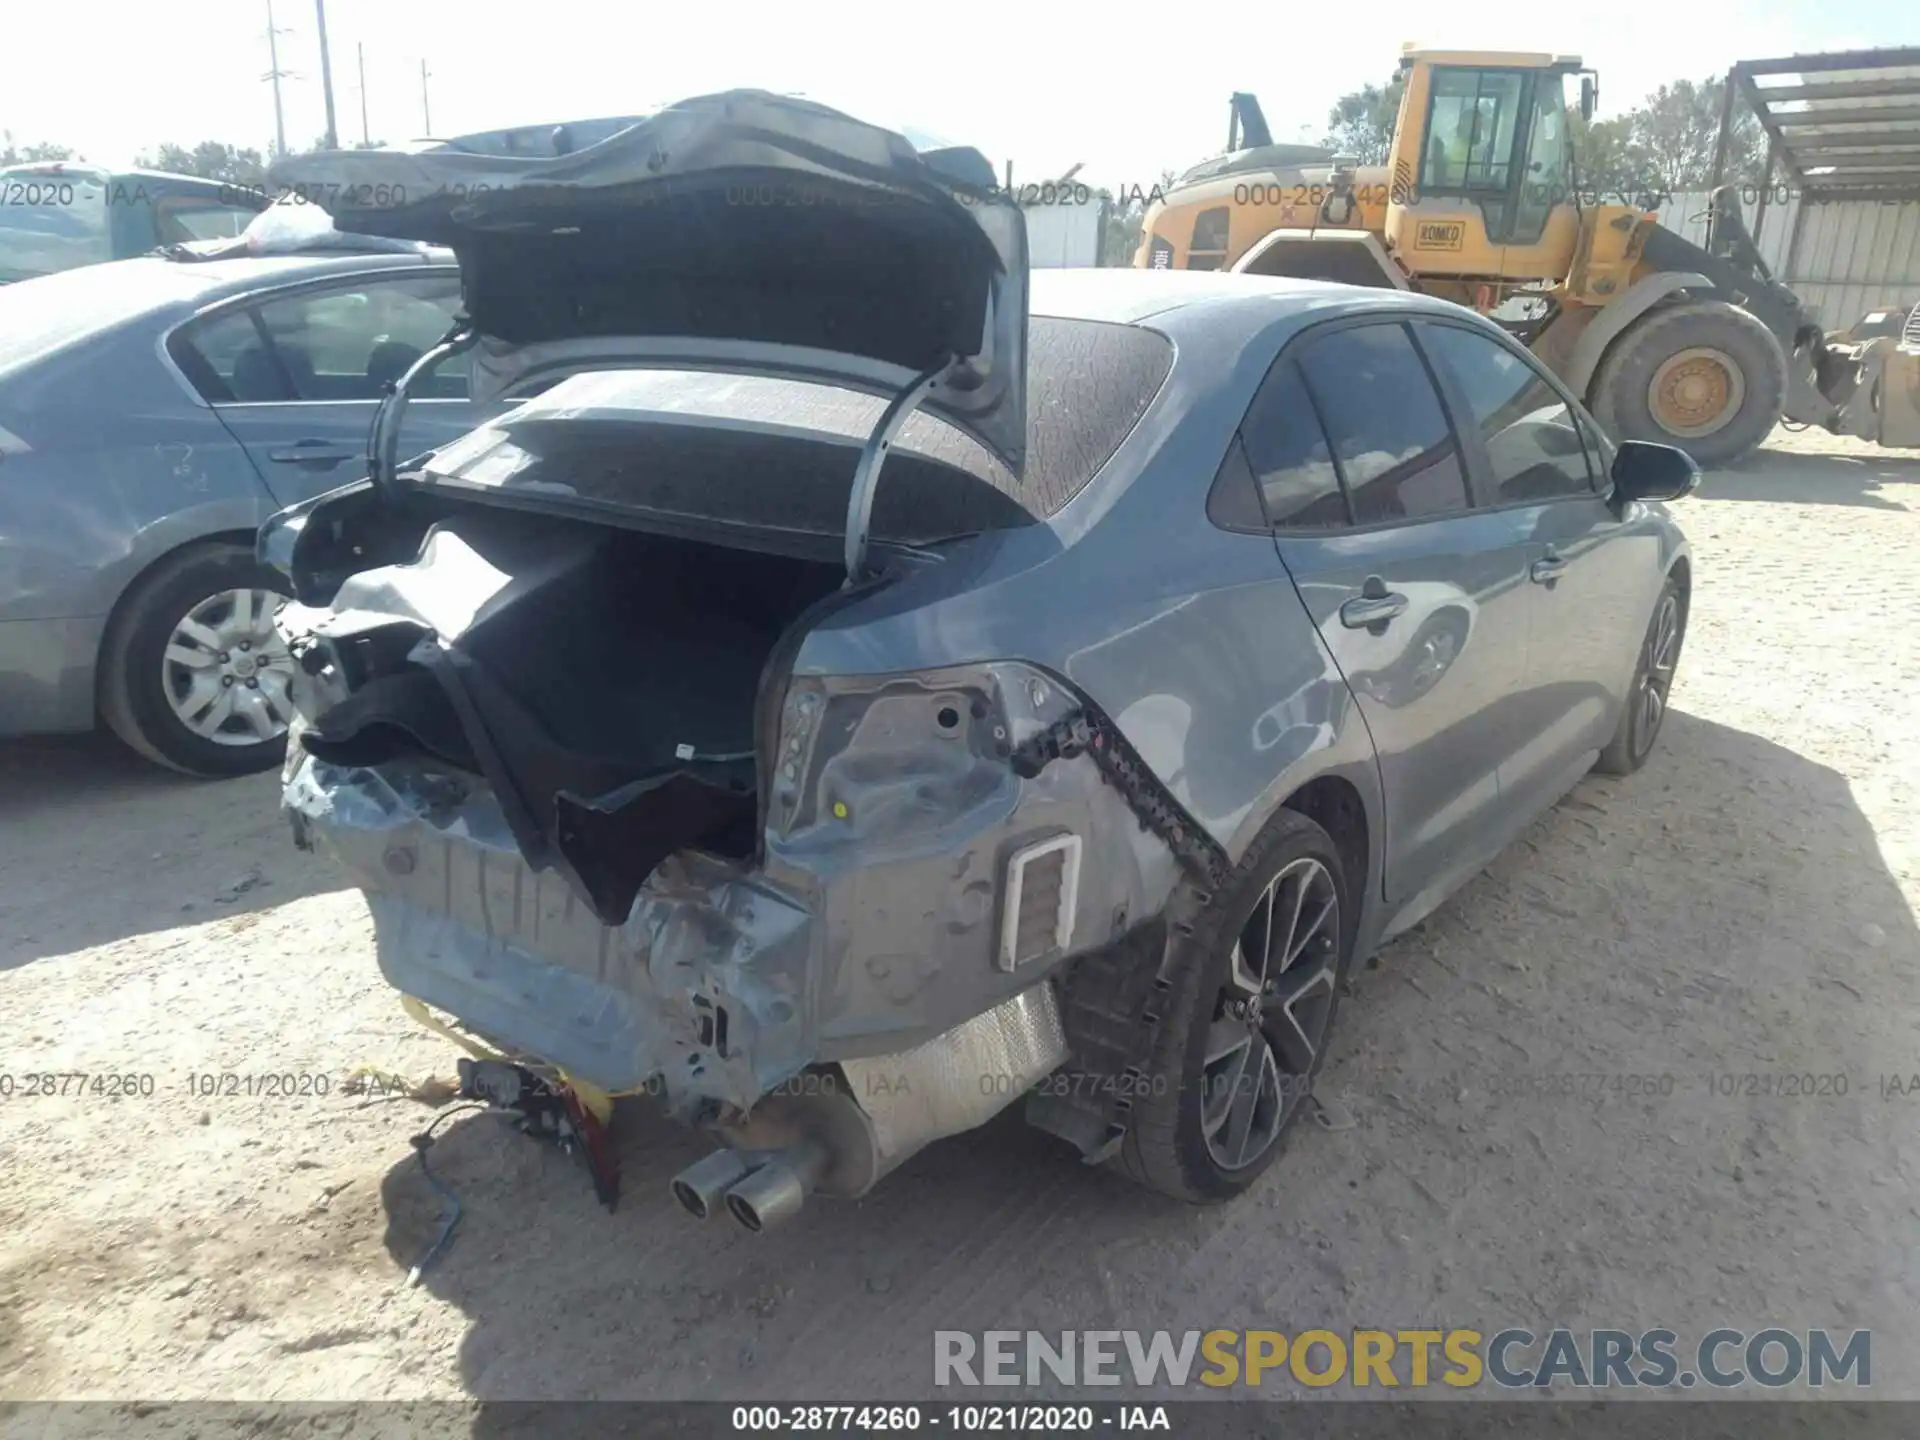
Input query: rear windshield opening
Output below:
<box><xmin>421</xmin><ymin>315</ymin><xmax>1175</xmax><ymax>540</ymax></box>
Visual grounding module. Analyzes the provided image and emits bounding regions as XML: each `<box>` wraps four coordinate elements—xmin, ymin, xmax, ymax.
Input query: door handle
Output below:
<box><xmin>267</xmin><ymin>441</ymin><xmax>362</xmax><ymax>466</ymax></box>
<box><xmin>1339</xmin><ymin>590</ymin><xmax>1409</xmax><ymax>630</ymax></box>
<box><xmin>1530</xmin><ymin>554</ymin><xmax>1569</xmax><ymax>585</ymax></box>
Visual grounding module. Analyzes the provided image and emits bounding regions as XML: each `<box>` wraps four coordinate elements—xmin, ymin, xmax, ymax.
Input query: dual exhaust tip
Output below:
<box><xmin>671</xmin><ymin>1146</ymin><xmax>821</xmax><ymax>1233</ymax></box>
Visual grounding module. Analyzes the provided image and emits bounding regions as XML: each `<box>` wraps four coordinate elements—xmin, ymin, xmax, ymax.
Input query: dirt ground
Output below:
<box><xmin>2</xmin><ymin>426</ymin><xmax>1918</xmax><ymax>1405</ymax></box>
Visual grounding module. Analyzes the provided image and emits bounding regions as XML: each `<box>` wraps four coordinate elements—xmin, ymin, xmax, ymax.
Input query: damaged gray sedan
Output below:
<box><xmin>260</xmin><ymin>92</ymin><xmax>1700</xmax><ymax>1230</ymax></box>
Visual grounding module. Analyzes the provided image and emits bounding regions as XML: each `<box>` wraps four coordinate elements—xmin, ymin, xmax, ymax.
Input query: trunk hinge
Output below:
<box><xmin>842</xmin><ymin>358</ymin><xmax>952</xmax><ymax>585</ymax></box>
<box><xmin>370</xmin><ymin>327</ymin><xmax>480</xmax><ymax>500</ymax></box>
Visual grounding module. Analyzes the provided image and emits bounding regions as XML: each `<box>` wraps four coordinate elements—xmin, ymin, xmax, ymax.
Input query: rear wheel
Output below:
<box><xmin>1112</xmin><ymin>808</ymin><xmax>1353</xmax><ymax>1203</ymax></box>
<box><xmin>99</xmin><ymin>542</ymin><xmax>298</xmax><ymax>778</ymax></box>
<box><xmin>1592</xmin><ymin>300</ymin><xmax>1785</xmax><ymax>467</ymax></box>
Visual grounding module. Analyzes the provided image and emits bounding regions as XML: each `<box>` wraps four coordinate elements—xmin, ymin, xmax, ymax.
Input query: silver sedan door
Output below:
<box><xmin>1249</xmin><ymin>319</ymin><xmax>1535</xmax><ymax>915</ymax></box>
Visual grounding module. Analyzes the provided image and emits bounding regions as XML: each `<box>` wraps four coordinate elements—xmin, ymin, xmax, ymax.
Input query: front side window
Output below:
<box><xmin>1420</xmin><ymin>68</ymin><xmax>1526</xmax><ymax>194</ymax></box>
<box><xmin>1295</xmin><ymin>322</ymin><xmax>1469</xmax><ymax>525</ymax></box>
<box><xmin>1417</xmin><ymin>322</ymin><xmax>1594</xmax><ymax>504</ymax></box>
<box><xmin>1511</xmin><ymin>74</ymin><xmax>1573</xmax><ymax>243</ymax></box>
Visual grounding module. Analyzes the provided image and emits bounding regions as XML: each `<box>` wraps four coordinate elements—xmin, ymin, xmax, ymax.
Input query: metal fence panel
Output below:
<box><xmin>1655</xmin><ymin>187</ymin><xmax>1920</xmax><ymax>327</ymax></box>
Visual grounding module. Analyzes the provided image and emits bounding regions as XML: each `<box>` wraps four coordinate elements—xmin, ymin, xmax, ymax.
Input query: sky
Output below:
<box><xmin>3</xmin><ymin>0</ymin><xmax>1911</xmax><ymax>186</ymax></box>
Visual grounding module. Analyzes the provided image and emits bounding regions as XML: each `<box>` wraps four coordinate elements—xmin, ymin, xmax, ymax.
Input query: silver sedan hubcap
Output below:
<box><xmin>1202</xmin><ymin>856</ymin><xmax>1341</xmax><ymax>1170</ymax></box>
<box><xmin>1633</xmin><ymin>593</ymin><xmax>1681</xmax><ymax>758</ymax></box>
<box><xmin>161</xmin><ymin>588</ymin><xmax>296</xmax><ymax>746</ymax></box>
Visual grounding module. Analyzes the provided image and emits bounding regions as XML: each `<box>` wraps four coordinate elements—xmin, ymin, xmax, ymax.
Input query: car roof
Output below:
<box><xmin>1028</xmin><ymin>268</ymin><xmax>1503</xmax><ymax>371</ymax></box>
<box><xmin>20</xmin><ymin>249</ymin><xmax>454</xmax><ymax>319</ymax></box>
<box><xmin>1029</xmin><ymin>267</ymin><xmax>1456</xmax><ymax>327</ymax></box>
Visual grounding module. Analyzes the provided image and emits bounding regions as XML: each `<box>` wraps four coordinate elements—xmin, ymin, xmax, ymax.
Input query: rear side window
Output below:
<box><xmin>1295</xmin><ymin>322</ymin><xmax>1469</xmax><ymax>524</ymax></box>
<box><xmin>172</xmin><ymin>274</ymin><xmax>468</xmax><ymax>404</ymax></box>
<box><xmin>156</xmin><ymin>200</ymin><xmax>257</xmax><ymax>244</ymax></box>
<box><xmin>252</xmin><ymin>276</ymin><xmax>466</xmax><ymax>401</ymax></box>
<box><xmin>174</xmin><ymin>309</ymin><xmax>282</xmax><ymax>402</ymax></box>
<box><xmin>1238</xmin><ymin>359</ymin><xmax>1348</xmax><ymax>529</ymax></box>
<box><xmin>1417</xmin><ymin>321</ymin><xmax>1595</xmax><ymax>503</ymax></box>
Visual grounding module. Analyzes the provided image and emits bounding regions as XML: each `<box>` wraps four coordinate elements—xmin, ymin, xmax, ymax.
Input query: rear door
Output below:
<box><xmin>1413</xmin><ymin>318</ymin><xmax>1654</xmax><ymax>811</ymax></box>
<box><xmin>169</xmin><ymin>269</ymin><xmax>476</xmax><ymax>506</ymax></box>
<box><xmin>1254</xmin><ymin>317</ymin><xmax>1535</xmax><ymax>911</ymax></box>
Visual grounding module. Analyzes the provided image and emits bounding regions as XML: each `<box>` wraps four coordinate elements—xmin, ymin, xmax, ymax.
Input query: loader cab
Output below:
<box><xmin>1385</xmin><ymin>50</ymin><xmax>1586</xmax><ymax>281</ymax></box>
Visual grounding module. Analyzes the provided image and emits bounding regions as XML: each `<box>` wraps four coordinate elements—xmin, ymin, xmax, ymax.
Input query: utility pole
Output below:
<box><xmin>314</xmin><ymin>0</ymin><xmax>339</xmax><ymax>149</ymax></box>
<box><xmin>262</xmin><ymin>0</ymin><xmax>292</xmax><ymax>158</ymax></box>
<box><xmin>358</xmin><ymin>43</ymin><xmax>370</xmax><ymax>145</ymax></box>
<box><xmin>420</xmin><ymin>59</ymin><xmax>432</xmax><ymax>137</ymax></box>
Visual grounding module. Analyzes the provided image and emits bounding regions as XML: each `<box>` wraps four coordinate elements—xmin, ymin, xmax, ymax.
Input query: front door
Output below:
<box><xmin>1249</xmin><ymin>319</ymin><xmax>1535</xmax><ymax>910</ymax></box>
<box><xmin>174</xmin><ymin>269</ymin><xmax>477</xmax><ymax>505</ymax></box>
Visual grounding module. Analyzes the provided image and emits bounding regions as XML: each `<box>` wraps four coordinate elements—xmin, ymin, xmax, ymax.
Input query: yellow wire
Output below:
<box><xmin>394</xmin><ymin>993</ymin><xmax>659</xmax><ymax>1124</ymax></box>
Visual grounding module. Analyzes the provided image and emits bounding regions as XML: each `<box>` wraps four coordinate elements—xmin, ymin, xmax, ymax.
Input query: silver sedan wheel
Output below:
<box><xmin>160</xmin><ymin>587</ymin><xmax>297</xmax><ymax>747</ymax></box>
<box><xmin>1201</xmin><ymin>856</ymin><xmax>1341</xmax><ymax>1171</ymax></box>
<box><xmin>1632</xmin><ymin>591</ymin><xmax>1681</xmax><ymax>760</ymax></box>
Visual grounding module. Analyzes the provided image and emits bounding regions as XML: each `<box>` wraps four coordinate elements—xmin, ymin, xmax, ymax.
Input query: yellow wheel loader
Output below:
<box><xmin>1134</xmin><ymin>48</ymin><xmax>1920</xmax><ymax>463</ymax></box>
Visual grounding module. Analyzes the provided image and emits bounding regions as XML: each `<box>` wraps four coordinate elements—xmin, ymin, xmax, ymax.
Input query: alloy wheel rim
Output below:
<box><xmin>161</xmin><ymin>588</ymin><xmax>297</xmax><ymax>747</ymax></box>
<box><xmin>1632</xmin><ymin>593</ymin><xmax>1681</xmax><ymax>759</ymax></box>
<box><xmin>1201</xmin><ymin>856</ymin><xmax>1341</xmax><ymax>1170</ymax></box>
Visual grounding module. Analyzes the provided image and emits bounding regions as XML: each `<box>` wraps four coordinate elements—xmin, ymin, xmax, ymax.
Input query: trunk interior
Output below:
<box><xmin>299</xmin><ymin>502</ymin><xmax>849</xmax><ymax>923</ymax></box>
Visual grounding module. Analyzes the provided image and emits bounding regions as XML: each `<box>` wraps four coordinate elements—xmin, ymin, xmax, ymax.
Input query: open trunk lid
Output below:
<box><xmin>266</xmin><ymin>91</ymin><xmax>1030</xmax><ymax>478</ymax></box>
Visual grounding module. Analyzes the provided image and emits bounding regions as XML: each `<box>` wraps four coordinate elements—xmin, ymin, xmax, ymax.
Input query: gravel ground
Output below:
<box><xmin>2</xmin><ymin>426</ymin><xmax>1917</xmax><ymax>1405</ymax></box>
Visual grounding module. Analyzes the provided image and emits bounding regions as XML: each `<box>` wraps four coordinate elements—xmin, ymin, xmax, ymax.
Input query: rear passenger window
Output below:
<box><xmin>1239</xmin><ymin>359</ymin><xmax>1348</xmax><ymax>529</ymax></box>
<box><xmin>172</xmin><ymin>309</ymin><xmax>285</xmax><ymax>403</ymax></box>
<box><xmin>1418</xmin><ymin>322</ymin><xmax>1595</xmax><ymax>503</ymax></box>
<box><xmin>1296</xmin><ymin>323</ymin><xmax>1470</xmax><ymax>524</ymax></box>
<box><xmin>252</xmin><ymin>276</ymin><xmax>467</xmax><ymax>401</ymax></box>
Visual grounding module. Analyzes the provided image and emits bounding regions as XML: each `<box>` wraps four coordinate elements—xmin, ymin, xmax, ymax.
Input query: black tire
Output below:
<box><xmin>1112</xmin><ymin>808</ymin><xmax>1355</xmax><ymax>1203</ymax></box>
<box><xmin>1594</xmin><ymin>573</ymin><xmax>1687</xmax><ymax>776</ymax></box>
<box><xmin>1591</xmin><ymin>300</ymin><xmax>1785</xmax><ymax>468</ymax></box>
<box><xmin>98</xmin><ymin>541</ymin><xmax>296</xmax><ymax>778</ymax></box>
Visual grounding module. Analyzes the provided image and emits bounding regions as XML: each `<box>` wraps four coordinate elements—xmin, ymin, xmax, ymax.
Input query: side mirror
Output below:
<box><xmin>1610</xmin><ymin>439</ymin><xmax>1700</xmax><ymax>505</ymax></box>
<box><xmin>1580</xmin><ymin>74</ymin><xmax>1597</xmax><ymax>123</ymax></box>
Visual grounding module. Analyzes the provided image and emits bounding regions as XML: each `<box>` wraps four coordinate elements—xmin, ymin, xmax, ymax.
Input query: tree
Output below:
<box><xmin>1</xmin><ymin>132</ymin><xmax>76</xmax><ymax>165</ymax></box>
<box><xmin>1622</xmin><ymin>77</ymin><xmax>1766</xmax><ymax>193</ymax></box>
<box><xmin>1571</xmin><ymin>112</ymin><xmax>1666</xmax><ymax>207</ymax></box>
<box><xmin>135</xmin><ymin>141</ymin><xmax>268</xmax><ymax>186</ymax></box>
<box><xmin>1098</xmin><ymin>168</ymin><xmax>1176</xmax><ymax>267</ymax></box>
<box><xmin>1321</xmin><ymin>75</ymin><xmax>1406</xmax><ymax>164</ymax></box>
